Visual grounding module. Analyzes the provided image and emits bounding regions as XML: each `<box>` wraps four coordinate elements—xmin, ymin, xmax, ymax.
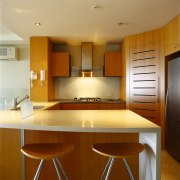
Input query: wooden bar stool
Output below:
<box><xmin>92</xmin><ymin>142</ymin><xmax>144</xmax><ymax>180</ymax></box>
<box><xmin>21</xmin><ymin>143</ymin><xmax>73</xmax><ymax>180</ymax></box>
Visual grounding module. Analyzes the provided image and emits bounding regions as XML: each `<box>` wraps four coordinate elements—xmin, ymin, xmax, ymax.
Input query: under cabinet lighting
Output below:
<box><xmin>82</xmin><ymin>71</ymin><xmax>93</xmax><ymax>77</ymax></box>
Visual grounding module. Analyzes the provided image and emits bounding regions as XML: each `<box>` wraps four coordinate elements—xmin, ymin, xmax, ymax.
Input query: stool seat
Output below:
<box><xmin>21</xmin><ymin>143</ymin><xmax>73</xmax><ymax>180</ymax></box>
<box><xmin>92</xmin><ymin>142</ymin><xmax>144</xmax><ymax>180</ymax></box>
<box><xmin>92</xmin><ymin>142</ymin><xmax>144</xmax><ymax>158</ymax></box>
<box><xmin>21</xmin><ymin>143</ymin><xmax>73</xmax><ymax>160</ymax></box>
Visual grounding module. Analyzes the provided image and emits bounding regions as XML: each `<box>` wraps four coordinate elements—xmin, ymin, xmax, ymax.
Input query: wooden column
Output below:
<box><xmin>30</xmin><ymin>36</ymin><xmax>55</xmax><ymax>101</ymax></box>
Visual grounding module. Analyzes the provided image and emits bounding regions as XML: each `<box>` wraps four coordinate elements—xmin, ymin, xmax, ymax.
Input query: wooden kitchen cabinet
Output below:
<box><xmin>30</xmin><ymin>36</ymin><xmax>55</xmax><ymax>101</ymax></box>
<box><xmin>60</xmin><ymin>103</ymin><xmax>126</xmax><ymax>110</ymax></box>
<box><xmin>51</xmin><ymin>52</ymin><xmax>70</xmax><ymax>77</ymax></box>
<box><xmin>129</xmin><ymin>43</ymin><xmax>161</xmax><ymax>125</ymax></box>
<box><xmin>164</xmin><ymin>15</ymin><xmax>180</xmax><ymax>56</ymax></box>
<box><xmin>104</xmin><ymin>52</ymin><xmax>122</xmax><ymax>76</ymax></box>
<box><xmin>127</xmin><ymin>29</ymin><xmax>164</xmax><ymax>126</ymax></box>
<box><xmin>125</xmin><ymin>28</ymin><xmax>166</xmax><ymax>147</ymax></box>
<box><xmin>126</xmin><ymin>29</ymin><xmax>165</xmax><ymax>126</ymax></box>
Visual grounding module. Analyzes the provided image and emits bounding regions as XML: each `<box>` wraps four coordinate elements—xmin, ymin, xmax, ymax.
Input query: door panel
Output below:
<box><xmin>129</xmin><ymin>43</ymin><xmax>160</xmax><ymax>125</ymax></box>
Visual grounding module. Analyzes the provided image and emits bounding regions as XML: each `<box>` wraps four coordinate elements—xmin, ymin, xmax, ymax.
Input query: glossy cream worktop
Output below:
<box><xmin>0</xmin><ymin>107</ymin><xmax>160</xmax><ymax>132</ymax></box>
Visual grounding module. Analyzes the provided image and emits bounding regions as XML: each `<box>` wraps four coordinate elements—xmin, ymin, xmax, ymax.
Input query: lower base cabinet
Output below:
<box><xmin>60</xmin><ymin>103</ymin><xmax>126</xmax><ymax>110</ymax></box>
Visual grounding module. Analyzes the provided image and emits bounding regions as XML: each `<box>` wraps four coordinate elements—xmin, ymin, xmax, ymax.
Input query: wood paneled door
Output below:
<box><xmin>129</xmin><ymin>43</ymin><xmax>160</xmax><ymax>125</ymax></box>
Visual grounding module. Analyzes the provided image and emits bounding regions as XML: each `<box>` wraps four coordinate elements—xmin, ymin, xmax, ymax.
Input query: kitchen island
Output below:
<box><xmin>0</xmin><ymin>108</ymin><xmax>160</xmax><ymax>180</ymax></box>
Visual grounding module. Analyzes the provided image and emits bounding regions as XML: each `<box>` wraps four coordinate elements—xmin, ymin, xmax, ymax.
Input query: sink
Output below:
<box><xmin>11</xmin><ymin>105</ymin><xmax>45</xmax><ymax>110</ymax></box>
<box><xmin>33</xmin><ymin>105</ymin><xmax>45</xmax><ymax>110</ymax></box>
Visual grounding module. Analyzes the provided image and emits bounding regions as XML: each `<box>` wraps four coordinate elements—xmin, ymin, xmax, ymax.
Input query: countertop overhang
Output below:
<box><xmin>0</xmin><ymin>108</ymin><xmax>160</xmax><ymax>133</ymax></box>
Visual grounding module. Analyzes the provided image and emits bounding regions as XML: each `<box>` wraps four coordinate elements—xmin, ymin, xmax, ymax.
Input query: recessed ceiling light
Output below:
<box><xmin>92</xmin><ymin>5</ymin><xmax>101</xmax><ymax>9</ymax></box>
<box><xmin>34</xmin><ymin>23</ymin><xmax>42</xmax><ymax>26</ymax></box>
<box><xmin>118</xmin><ymin>22</ymin><xmax>125</xmax><ymax>26</ymax></box>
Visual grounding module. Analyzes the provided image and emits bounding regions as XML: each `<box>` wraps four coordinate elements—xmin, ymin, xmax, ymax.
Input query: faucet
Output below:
<box><xmin>12</xmin><ymin>95</ymin><xmax>29</xmax><ymax>110</ymax></box>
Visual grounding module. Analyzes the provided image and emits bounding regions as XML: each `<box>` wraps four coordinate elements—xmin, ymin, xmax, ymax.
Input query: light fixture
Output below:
<box><xmin>82</xmin><ymin>71</ymin><xmax>93</xmax><ymax>77</ymax></box>
<box><xmin>118</xmin><ymin>22</ymin><xmax>125</xmax><ymax>26</ymax></box>
<box><xmin>34</xmin><ymin>23</ymin><xmax>42</xmax><ymax>26</ymax></box>
<box><xmin>92</xmin><ymin>5</ymin><xmax>101</xmax><ymax>9</ymax></box>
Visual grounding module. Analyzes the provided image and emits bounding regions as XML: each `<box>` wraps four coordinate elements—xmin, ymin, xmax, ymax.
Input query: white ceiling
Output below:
<box><xmin>0</xmin><ymin>0</ymin><xmax>180</xmax><ymax>45</ymax></box>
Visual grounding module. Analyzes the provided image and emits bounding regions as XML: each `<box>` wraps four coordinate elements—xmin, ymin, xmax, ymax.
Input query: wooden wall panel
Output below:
<box><xmin>120</xmin><ymin>38</ymin><xmax>129</xmax><ymax>102</ymax></box>
<box><xmin>0</xmin><ymin>129</ymin><xmax>22</xmax><ymax>180</ymax></box>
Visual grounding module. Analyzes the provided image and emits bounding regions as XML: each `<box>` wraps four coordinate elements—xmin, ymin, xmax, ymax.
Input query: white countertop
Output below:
<box><xmin>0</xmin><ymin>108</ymin><xmax>160</xmax><ymax>133</ymax></box>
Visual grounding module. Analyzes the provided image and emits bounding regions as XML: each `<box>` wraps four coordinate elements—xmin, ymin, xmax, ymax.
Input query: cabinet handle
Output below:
<box><xmin>165</xmin><ymin>87</ymin><xmax>169</xmax><ymax>137</ymax></box>
<box><xmin>157</xmin><ymin>77</ymin><xmax>160</xmax><ymax>102</ymax></box>
<box><xmin>165</xmin><ymin>87</ymin><xmax>169</xmax><ymax>118</ymax></box>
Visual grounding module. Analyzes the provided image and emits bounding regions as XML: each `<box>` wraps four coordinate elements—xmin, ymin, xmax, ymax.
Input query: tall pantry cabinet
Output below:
<box><xmin>30</xmin><ymin>37</ymin><xmax>55</xmax><ymax>101</ymax></box>
<box><xmin>123</xmin><ymin>29</ymin><xmax>165</xmax><ymax>146</ymax></box>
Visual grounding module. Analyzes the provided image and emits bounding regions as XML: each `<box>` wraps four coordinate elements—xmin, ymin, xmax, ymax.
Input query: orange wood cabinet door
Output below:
<box><xmin>60</xmin><ymin>103</ymin><xmax>126</xmax><ymax>110</ymax></box>
<box><xmin>104</xmin><ymin>52</ymin><xmax>122</xmax><ymax>76</ymax></box>
<box><xmin>164</xmin><ymin>15</ymin><xmax>180</xmax><ymax>56</ymax></box>
<box><xmin>129</xmin><ymin>43</ymin><xmax>161</xmax><ymax>125</ymax></box>
<box><xmin>51</xmin><ymin>52</ymin><xmax>70</xmax><ymax>77</ymax></box>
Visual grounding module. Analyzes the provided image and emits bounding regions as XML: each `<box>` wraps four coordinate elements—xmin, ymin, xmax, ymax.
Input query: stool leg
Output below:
<box><xmin>34</xmin><ymin>159</ymin><xmax>44</xmax><ymax>180</ymax></box>
<box><xmin>104</xmin><ymin>158</ymin><xmax>115</xmax><ymax>180</ymax></box>
<box><xmin>55</xmin><ymin>158</ymin><xmax>68</xmax><ymax>180</ymax></box>
<box><xmin>123</xmin><ymin>158</ymin><xmax>134</xmax><ymax>180</ymax></box>
<box><xmin>100</xmin><ymin>158</ymin><xmax>111</xmax><ymax>180</ymax></box>
<box><xmin>53</xmin><ymin>159</ymin><xmax>62</xmax><ymax>180</ymax></box>
<box><xmin>101</xmin><ymin>158</ymin><xmax>114</xmax><ymax>180</ymax></box>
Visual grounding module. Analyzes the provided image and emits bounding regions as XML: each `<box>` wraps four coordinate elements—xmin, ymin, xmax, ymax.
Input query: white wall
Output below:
<box><xmin>0</xmin><ymin>46</ymin><xmax>30</xmax><ymax>108</ymax></box>
<box><xmin>55</xmin><ymin>77</ymin><xmax>120</xmax><ymax>99</ymax></box>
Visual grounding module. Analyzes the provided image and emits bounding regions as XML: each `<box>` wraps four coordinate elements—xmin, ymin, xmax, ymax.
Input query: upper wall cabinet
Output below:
<box><xmin>51</xmin><ymin>52</ymin><xmax>70</xmax><ymax>77</ymax></box>
<box><xmin>104</xmin><ymin>52</ymin><xmax>122</xmax><ymax>76</ymax></box>
<box><xmin>164</xmin><ymin>15</ymin><xmax>180</xmax><ymax>56</ymax></box>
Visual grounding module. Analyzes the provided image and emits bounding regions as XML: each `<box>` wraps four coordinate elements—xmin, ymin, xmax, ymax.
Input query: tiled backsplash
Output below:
<box><xmin>55</xmin><ymin>77</ymin><xmax>120</xmax><ymax>99</ymax></box>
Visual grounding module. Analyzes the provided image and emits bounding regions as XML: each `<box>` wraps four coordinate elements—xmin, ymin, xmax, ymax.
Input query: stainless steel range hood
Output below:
<box><xmin>71</xmin><ymin>42</ymin><xmax>103</xmax><ymax>77</ymax></box>
<box><xmin>81</xmin><ymin>42</ymin><xmax>93</xmax><ymax>77</ymax></box>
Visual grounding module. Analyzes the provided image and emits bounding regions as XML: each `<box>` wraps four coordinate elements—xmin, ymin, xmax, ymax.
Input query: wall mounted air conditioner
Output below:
<box><xmin>0</xmin><ymin>47</ymin><xmax>19</xmax><ymax>60</ymax></box>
